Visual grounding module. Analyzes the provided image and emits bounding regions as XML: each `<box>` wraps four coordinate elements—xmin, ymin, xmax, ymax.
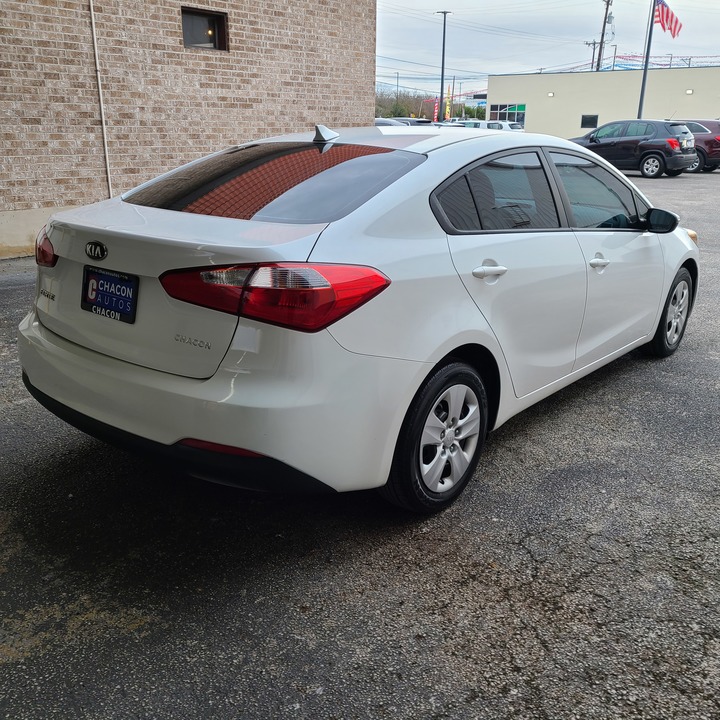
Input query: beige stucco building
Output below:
<box><xmin>488</xmin><ymin>66</ymin><xmax>720</xmax><ymax>140</ymax></box>
<box><xmin>1</xmin><ymin>0</ymin><xmax>376</xmax><ymax>257</ymax></box>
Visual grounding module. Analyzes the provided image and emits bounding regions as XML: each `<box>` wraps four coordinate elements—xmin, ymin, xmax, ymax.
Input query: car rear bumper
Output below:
<box><xmin>666</xmin><ymin>153</ymin><xmax>697</xmax><ymax>170</ymax></box>
<box><xmin>18</xmin><ymin>311</ymin><xmax>430</xmax><ymax>493</ymax></box>
<box><xmin>22</xmin><ymin>372</ymin><xmax>333</xmax><ymax>493</ymax></box>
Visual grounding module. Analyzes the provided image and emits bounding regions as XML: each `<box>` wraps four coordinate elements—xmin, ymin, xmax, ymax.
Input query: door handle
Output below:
<box><xmin>589</xmin><ymin>258</ymin><xmax>610</xmax><ymax>268</ymax></box>
<box><xmin>472</xmin><ymin>265</ymin><xmax>508</xmax><ymax>279</ymax></box>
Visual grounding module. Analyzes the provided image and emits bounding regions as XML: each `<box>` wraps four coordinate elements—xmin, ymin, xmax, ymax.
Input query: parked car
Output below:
<box><xmin>392</xmin><ymin>117</ymin><xmax>433</xmax><ymax>125</ymax></box>
<box><xmin>672</xmin><ymin>119</ymin><xmax>720</xmax><ymax>172</ymax></box>
<box><xmin>570</xmin><ymin>120</ymin><xmax>697</xmax><ymax>178</ymax></box>
<box><xmin>462</xmin><ymin>120</ymin><xmax>524</xmax><ymax>131</ymax></box>
<box><xmin>374</xmin><ymin>118</ymin><xmax>409</xmax><ymax>126</ymax></box>
<box><xmin>19</xmin><ymin>125</ymin><xmax>699</xmax><ymax>513</ymax></box>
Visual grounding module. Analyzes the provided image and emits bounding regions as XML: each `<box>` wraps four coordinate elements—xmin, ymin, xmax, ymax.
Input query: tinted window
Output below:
<box><xmin>666</xmin><ymin>123</ymin><xmax>692</xmax><ymax>137</ymax></box>
<box><xmin>550</xmin><ymin>152</ymin><xmax>643</xmax><ymax>229</ymax></box>
<box><xmin>684</xmin><ymin>122</ymin><xmax>708</xmax><ymax>134</ymax></box>
<box><xmin>626</xmin><ymin>122</ymin><xmax>653</xmax><ymax>137</ymax></box>
<box><xmin>123</xmin><ymin>143</ymin><xmax>425</xmax><ymax>224</ymax></box>
<box><xmin>595</xmin><ymin>123</ymin><xmax>625</xmax><ymax>140</ymax></box>
<box><xmin>467</xmin><ymin>152</ymin><xmax>559</xmax><ymax>230</ymax></box>
<box><xmin>436</xmin><ymin>177</ymin><xmax>480</xmax><ymax>231</ymax></box>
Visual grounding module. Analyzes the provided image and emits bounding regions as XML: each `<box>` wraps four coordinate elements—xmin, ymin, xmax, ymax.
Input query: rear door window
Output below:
<box><xmin>433</xmin><ymin>151</ymin><xmax>560</xmax><ymax>232</ymax></box>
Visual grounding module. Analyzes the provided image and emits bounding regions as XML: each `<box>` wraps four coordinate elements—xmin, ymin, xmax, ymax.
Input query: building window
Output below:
<box><xmin>182</xmin><ymin>8</ymin><xmax>228</xmax><ymax>50</ymax></box>
<box><xmin>581</xmin><ymin>114</ymin><xmax>599</xmax><ymax>129</ymax></box>
<box><xmin>489</xmin><ymin>103</ymin><xmax>526</xmax><ymax>127</ymax></box>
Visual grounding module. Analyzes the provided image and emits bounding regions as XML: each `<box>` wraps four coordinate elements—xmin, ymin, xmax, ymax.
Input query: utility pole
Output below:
<box><xmin>585</xmin><ymin>40</ymin><xmax>598</xmax><ymax>69</ymax></box>
<box><xmin>596</xmin><ymin>0</ymin><xmax>613</xmax><ymax>71</ymax></box>
<box><xmin>437</xmin><ymin>11</ymin><xmax>451</xmax><ymax>124</ymax></box>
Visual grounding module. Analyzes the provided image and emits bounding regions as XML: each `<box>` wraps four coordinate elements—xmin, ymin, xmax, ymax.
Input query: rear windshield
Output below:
<box><xmin>123</xmin><ymin>142</ymin><xmax>425</xmax><ymax>223</ymax></box>
<box><xmin>666</xmin><ymin>123</ymin><xmax>691</xmax><ymax>136</ymax></box>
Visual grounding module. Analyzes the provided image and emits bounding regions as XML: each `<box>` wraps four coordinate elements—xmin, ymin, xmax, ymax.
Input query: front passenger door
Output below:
<box><xmin>588</xmin><ymin>122</ymin><xmax>627</xmax><ymax>167</ymax></box>
<box><xmin>548</xmin><ymin>151</ymin><xmax>665</xmax><ymax>369</ymax></box>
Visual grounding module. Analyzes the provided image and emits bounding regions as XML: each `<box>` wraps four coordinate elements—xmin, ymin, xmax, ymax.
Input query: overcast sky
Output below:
<box><xmin>376</xmin><ymin>0</ymin><xmax>719</xmax><ymax>98</ymax></box>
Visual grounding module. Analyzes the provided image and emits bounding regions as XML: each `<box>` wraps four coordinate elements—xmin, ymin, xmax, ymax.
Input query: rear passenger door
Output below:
<box><xmin>433</xmin><ymin>150</ymin><xmax>587</xmax><ymax>399</ymax></box>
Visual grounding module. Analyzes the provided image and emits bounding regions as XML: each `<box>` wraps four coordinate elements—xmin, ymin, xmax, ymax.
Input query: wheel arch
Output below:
<box><xmin>640</xmin><ymin>150</ymin><xmax>665</xmax><ymax>165</ymax></box>
<box><xmin>682</xmin><ymin>258</ymin><xmax>699</xmax><ymax>310</ymax></box>
<box><xmin>435</xmin><ymin>343</ymin><xmax>501</xmax><ymax>432</ymax></box>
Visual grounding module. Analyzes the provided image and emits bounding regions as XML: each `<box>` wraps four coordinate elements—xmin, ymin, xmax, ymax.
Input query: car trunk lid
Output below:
<box><xmin>35</xmin><ymin>199</ymin><xmax>324</xmax><ymax>379</ymax></box>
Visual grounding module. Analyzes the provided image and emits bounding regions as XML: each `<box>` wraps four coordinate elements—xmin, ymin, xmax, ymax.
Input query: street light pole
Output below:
<box><xmin>437</xmin><ymin>11</ymin><xmax>451</xmax><ymax>122</ymax></box>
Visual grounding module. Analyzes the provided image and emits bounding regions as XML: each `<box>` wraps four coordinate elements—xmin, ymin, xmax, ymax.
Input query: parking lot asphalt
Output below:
<box><xmin>0</xmin><ymin>171</ymin><xmax>718</xmax><ymax>719</ymax></box>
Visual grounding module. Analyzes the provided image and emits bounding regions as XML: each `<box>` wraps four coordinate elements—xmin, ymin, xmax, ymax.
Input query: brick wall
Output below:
<box><xmin>0</xmin><ymin>0</ymin><xmax>376</xmax><ymax>213</ymax></box>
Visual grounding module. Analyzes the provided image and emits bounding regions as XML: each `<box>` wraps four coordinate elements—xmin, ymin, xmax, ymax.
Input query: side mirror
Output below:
<box><xmin>589</xmin><ymin>133</ymin><xmax>599</xmax><ymax>143</ymax></box>
<box><xmin>646</xmin><ymin>208</ymin><xmax>679</xmax><ymax>234</ymax></box>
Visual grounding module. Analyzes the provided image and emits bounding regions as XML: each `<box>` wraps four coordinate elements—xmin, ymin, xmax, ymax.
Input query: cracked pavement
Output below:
<box><xmin>1</xmin><ymin>173</ymin><xmax>718</xmax><ymax>719</ymax></box>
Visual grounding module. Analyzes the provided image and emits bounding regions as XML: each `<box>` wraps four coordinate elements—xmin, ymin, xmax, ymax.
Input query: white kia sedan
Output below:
<box><xmin>18</xmin><ymin>125</ymin><xmax>699</xmax><ymax>513</ymax></box>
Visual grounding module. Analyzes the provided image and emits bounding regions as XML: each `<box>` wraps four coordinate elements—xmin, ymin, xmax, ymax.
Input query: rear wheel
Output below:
<box><xmin>380</xmin><ymin>361</ymin><xmax>488</xmax><ymax>513</ymax></box>
<box><xmin>640</xmin><ymin>154</ymin><xmax>665</xmax><ymax>178</ymax></box>
<box><xmin>701</xmin><ymin>164</ymin><xmax>717</xmax><ymax>172</ymax></box>
<box><xmin>645</xmin><ymin>268</ymin><xmax>693</xmax><ymax>357</ymax></box>
<box><xmin>686</xmin><ymin>150</ymin><xmax>706</xmax><ymax>173</ymax></box>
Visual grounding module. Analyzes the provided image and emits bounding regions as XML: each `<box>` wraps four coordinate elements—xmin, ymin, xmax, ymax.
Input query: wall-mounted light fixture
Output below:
<box><xmin>686</xmin><ymin>89</ymin><xmax>694</xmax><ymax>95</ymax></box>
<box><xmin>547</xmin><ymin>92</ymin><xmax>555</xmax><ymax>97</ymax></box>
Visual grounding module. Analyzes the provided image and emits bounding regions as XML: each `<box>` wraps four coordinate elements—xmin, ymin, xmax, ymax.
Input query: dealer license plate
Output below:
<box><xmin>81</xmin><ymin>266</ymin><xmax>139</xmax><ymax>324</ymax></box>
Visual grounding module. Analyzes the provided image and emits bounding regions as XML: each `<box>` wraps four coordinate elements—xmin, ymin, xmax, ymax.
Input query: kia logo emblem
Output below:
<box><xmin>85</xmin><ymin>241</ymin><xmax>108</xmax><ymax>261</ymax></box>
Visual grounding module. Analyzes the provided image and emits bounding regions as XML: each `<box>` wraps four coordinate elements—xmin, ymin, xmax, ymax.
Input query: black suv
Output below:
<box><xmin>570</xmin><ymin>120</ymin><xmax>697</xmax><ymax>178</ymax></box>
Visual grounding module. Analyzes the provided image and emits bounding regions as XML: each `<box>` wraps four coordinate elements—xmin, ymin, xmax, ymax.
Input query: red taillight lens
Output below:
<box><xmin>160</xmin><ymin>263</ymin><xmax>390</xmax><ymax>332</ymax></box>
<box><xmin>35</xmin><ymin>226</ymin><xmax>58</xmax><ymax>267</ymax></box>
<box><xmin>666</xmin><ymin>138</ymin><xmax>681</xmax><ymax>151</ymax></box>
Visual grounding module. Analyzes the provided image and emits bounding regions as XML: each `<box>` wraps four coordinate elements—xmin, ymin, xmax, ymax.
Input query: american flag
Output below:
<box><xmin>654</xmin><ymin>0</ymin><xmax>682</xmax><ymax>39</ymax></box>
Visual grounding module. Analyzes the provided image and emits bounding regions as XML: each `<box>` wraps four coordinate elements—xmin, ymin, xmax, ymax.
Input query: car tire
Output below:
<box><xmin>640</xmin><ymin>154</ymin><xmax>665</xmax><ymax>178</ymax></box>
<box><xmin>665</xmin><ymin>169</ymin><xmax>684</xmax><ymax>177</ymax></box>
<box><xmin>644</xmin><ymin>268</ymin><xmax>693</xmax><ymax>358</ymax></box>
<box><xmin>380</xmin><ymin>361</ymin><xmax>488</xmax><ymax>513</ymax></box>
<box><xmin>701</xmin><ymin>164</ymin><xmax>717</xmax><ymax>172</ymax></box>
<box><xmin>686</xmin><ymin>150</ymin><xmax>706</xmax><ymax>173</ymax></box>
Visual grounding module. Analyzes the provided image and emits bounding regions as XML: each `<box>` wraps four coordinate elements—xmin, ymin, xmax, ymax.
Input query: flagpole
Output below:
<box><xmin>637</xmin><ymin>0</ymin><xmax>656</xmax><ymax>118</ymax></box>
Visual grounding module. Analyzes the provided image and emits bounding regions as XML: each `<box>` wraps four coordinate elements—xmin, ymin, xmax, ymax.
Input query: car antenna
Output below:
<box><xmin>314</xmin><ymin>124</ymin><xmax>340</xmax><ymax>143</ymax></box>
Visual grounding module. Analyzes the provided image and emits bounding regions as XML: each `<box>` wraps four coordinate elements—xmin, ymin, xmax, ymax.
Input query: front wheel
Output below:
<box><xmin>640</xmin><ymin>154</ymin><xmax>665</xmax><ymax>178</ymax></box>
<box><xmin>645</xmin><ymin>268</ymin><xmax>693</xmax><ymax>357</ymax></box>
<box><xmin>380</xmin><ymin>362</ymin><xmax>488</xmax><ymax>513</ymax></box>
<box><xmin>701</xmin><ymin>164</ymin><xmax>717</xmax><ymax>173</ymax></box>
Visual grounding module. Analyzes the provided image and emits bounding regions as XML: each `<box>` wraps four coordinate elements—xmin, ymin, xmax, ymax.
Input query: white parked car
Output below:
<box><xmin>462</xmin><ymin>120</ymin><xmax>524</xmax><ymax>131</ymax></box>
<box><xmin>19</xmin><ymin>125</ymin><xmax>699</xmax><ymax>513</ymax></box>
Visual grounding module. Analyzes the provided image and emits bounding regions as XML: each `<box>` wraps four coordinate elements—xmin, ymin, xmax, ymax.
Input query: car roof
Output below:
<box><xmin>257</xmin><ymin>125</ymin><xmax>580</xmax><ymax>155</ymax></box>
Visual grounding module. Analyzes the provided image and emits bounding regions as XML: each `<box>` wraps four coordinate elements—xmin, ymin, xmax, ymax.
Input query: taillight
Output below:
<box><xmin>666</xmin><ymin>138</ymin><xmax>681</xmax><ymax>151</ymax></box>
<box><xmin>160</xmin><ymin>263</ymin><xmax>390</xmax><ymax>332</ymax></box>
<box><xmin>35</xmin><ymin>226</ymin><xmax>58</xmax><ymax>267</ymax></box>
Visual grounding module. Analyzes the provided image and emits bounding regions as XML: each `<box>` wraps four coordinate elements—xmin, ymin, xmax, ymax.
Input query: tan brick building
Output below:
<box><xmin>0</xmin><ymin>0</ymin><xmax>376</xmax><ymax>255</ymax></box>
